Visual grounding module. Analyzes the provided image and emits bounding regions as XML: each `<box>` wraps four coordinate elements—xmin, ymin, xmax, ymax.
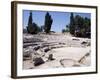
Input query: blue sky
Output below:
<box><xmin>23</xmin><ymin>10</ymin><xmax>91</xmax><ymax>32</ymax></box>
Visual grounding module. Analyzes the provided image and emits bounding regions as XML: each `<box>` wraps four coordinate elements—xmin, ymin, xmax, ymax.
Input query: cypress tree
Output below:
<box><xmin>44</xmin><ymin>12</ymin><xmax>53</xmax><ymax>33</ymax></box>
<box><xmin>27</xmin><ymin>11</ymin><xmax>40</xmax><ymax>34</ymax></box>
<box><xmin>28</xmin><ymin>11</ymin><xmax>33</xmax><ymax>26</ymax></box>
<box><xmin>69</xmin><ymin>13</ymin><xmax>75</xmax><ymax>34</ymax></box>
<box><xmin>27</xmin><ymin>11</ymin><xmax>33</xmax><ymax>34</ymax></box>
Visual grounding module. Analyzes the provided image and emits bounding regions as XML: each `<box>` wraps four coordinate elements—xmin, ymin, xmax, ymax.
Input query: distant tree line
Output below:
<box><xmin>62</xmin><ymin>13</ymin><xmax>91</xmax><ymax>38</ymax></box>
<box><xmin>26</xmin><ymin>11</ymin><xmax>53</xmax><ymax>34</ymax></box>
<box><xmin>62</xmin><ymin>25</ymin><xmax>69</xmax><ymax>33</ymax></box>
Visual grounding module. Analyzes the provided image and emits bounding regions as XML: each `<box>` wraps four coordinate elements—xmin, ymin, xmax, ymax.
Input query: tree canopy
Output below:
<box><xmin>27</xmin><ymin>11</ymin><xmax>42</xmax><ymax>34</ymax></box>
<box><xmin>68</xmin><ymin>13</ymin><xmax>91</xmax><ymax>38</ymax></box>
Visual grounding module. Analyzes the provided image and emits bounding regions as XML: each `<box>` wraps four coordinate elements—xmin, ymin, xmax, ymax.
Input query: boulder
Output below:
<box><xmin>33</xmin><ymin>57</ymin><xmax>45</xmax><ymax>66</ymax></box>
<box><xmin>81</xmin><ymin>41</ymin><xmax>87</xmax><ymax>45</ymax></box>
<box><xmin>48</xmin><ymin>54</ymin><xmax>55</xmax><ymax>61</ymax></box>
<box><xmin>44</xmin><ymin>47</ymin><xmax>50</xmax><ymax>52</ymax></box>
<box><xmin>34</xmin><ymin>46</ymin><xmax>40</xmax><ymax>50</ymax></box>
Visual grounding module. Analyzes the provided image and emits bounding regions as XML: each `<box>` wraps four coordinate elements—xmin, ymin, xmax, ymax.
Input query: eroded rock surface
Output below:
<box><xmin>23</xmin><ymin>33</ymin><xmax>91</xmax><ymax>69</ymax></box>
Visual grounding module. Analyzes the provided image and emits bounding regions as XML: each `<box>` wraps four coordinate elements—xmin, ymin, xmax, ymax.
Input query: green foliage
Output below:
<box><xmin>27</xmin><ymin>23</ymin><xmax>41</xmax><ymax>34</ymax></box>
<box><xmin>69</xmin><ymin>13</ymin><xmax>75</xmax><ymax>34</ymax></box>
<box><xmin>62</xmin><ymin>25</ymin><xmax>69</xmax><ymax>33</ymax></box>
<box><xmin>69</xmin><ymin>12</ymin><xmax>91</xmax><ymax>38</ymax></box>
<box><xmin>27</xmin><ymin>11</ymin><xmax>41</xmax><ymax>34</ymax></box>
<box><xmin>62</xmin><ymin>29</ymin><xmax>66</xmax><ymax>33</ymax></box>
<box><xmin>44</xmin><ymin>12</ymin><xmax>53</xmax><ymax>33</ymax></box>
<box><xmin>28</xmin><ymin>11</ymin><xmax>32</xmax><ymax>26</ymax></box>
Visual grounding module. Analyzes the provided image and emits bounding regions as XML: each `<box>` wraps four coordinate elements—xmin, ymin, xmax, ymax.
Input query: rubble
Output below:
<box><xmin>23</xmin><ymin>33</ymin><xmax>91</xmax><ymax>69</ymax></box>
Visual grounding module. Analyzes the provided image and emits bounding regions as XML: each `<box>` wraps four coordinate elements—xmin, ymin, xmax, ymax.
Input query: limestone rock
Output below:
<box><xmin>33</xmin><ymin>57</ymin><xmax>45</xmax><ymax>66</ymax></box>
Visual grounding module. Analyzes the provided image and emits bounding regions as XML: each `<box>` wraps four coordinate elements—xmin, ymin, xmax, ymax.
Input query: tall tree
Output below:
<box><xmin>28</xmin><ymin>11</ymin><xmax>33</xmax><ymax>26</ymax></box>
<box><xmin>27</xmin><ymin>11</ymin><xmax>33</xmax><ymax>33</ymax></box>
<box><xmin>69</xmin><ymin>13</ymin><xmax>75</xmax><ymax>34</ymax></box>
<box><xmin>44</xmin><ymin>12</ymin><xmax>53</xmax><ymax>33</ymax></box>
<box><xmin>68</xmin><ymin>13</ymin><xmax>90</xmax><ymax>38</ymax></box>
<box><xmin>73</xmin><ymin>15</ymin><xmax>91</xmax><ymax>38</ymax></box>
<box><xmin>27</xmin><ymin>11</ymin><xmax>40</xmax><ymax>34</ymax></box>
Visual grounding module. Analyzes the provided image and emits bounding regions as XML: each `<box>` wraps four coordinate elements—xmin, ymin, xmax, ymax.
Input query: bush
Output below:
<box><xmin>27</xmin><ymin>23</ymin><xmax>41</xmax><ymax>34</ymax></box>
